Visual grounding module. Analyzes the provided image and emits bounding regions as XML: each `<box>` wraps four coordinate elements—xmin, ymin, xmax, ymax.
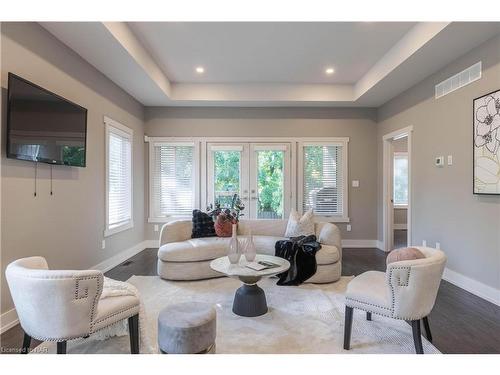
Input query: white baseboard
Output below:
<box><xmin>394</xmin><ymin>224</ymin><xmax>407</xmax><ymax>230</ymax></box>
<box><xmin>92</xmin><ymin>240</ymin><xmax>150</xmax><ymax>272</ymax></box>
<box><xmin>143</xmin><ymin>240</ymin><xmax>158</xmax><ymax>249</ymax></box>
<box><xmin>341</xmin><ymin>239</ymin><xmax>380</xmax><ymax>249</ymax></box>
<box><xmin>443</xmin><ymin>267</ymin><xmax>500</xmax><ymax>307</ymax></box>
<box><xmin>0</xmin><ymin>308</ymin><xmax>19</xmax><ymax>334</ymax></box>
<box><xmin>0</xmin><ymin>240</ymin><xmax>151</xmax><ymax>334</ymax></box>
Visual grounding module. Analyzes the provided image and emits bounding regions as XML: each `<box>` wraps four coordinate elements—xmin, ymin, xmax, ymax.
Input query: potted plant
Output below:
<box><xmin>207</xmin><ymin>194</ymin><xmax>245</xmax><ymax>237</ymax></box>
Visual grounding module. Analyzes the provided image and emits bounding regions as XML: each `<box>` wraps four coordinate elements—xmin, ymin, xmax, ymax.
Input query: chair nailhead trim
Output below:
<box><xmin>388</xmin><ymin>266</ymin><xmax>411</xmax><ymax>319</ymax></box>
<box><xmin>345</xmin><ymin>297</ymin><xmax>391</xmax><ymax>311</ymax></box>
<box><xmin>90</xmin><ymin>304</ymin><xmax>139</xmax><ymax>332</ymax></box>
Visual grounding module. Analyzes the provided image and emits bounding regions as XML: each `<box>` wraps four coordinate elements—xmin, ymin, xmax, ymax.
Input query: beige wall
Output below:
<box><xmin>377</xmin><ymin>34</ymin><xmax>500</xmax><ymax>290</ymax></box>
<box><xmin>1</xmin><ymin>23</ymin><xmax>146</xmax><ymax>314</ymax></box>
<box><xmin>144</xmin><ymin>107</ymin><xmax>379</xmax><ymax>242</ymax></box>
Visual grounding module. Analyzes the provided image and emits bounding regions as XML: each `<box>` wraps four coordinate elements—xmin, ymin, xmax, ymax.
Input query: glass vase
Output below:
<box><xmin>244</xmin><ymin>232</ymin><xmax>256</xmax><ymax>262</ymax></box>
<box><xmin>227</xmin><ymin>223</ymin><xmax>240</xmax><ymax>264</ymax></box>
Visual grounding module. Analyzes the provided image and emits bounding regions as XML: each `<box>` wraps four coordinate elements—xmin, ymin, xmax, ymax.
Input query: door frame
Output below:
<box><xmin>382</xmin><ymin>126</ymin><xmax>413</xmax><ymax>252</ymax></box>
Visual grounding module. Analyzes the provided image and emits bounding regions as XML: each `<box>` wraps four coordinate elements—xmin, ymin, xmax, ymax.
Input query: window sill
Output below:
<box><xmin>394</xmin><ymin>205</ymin><xmax>408</xmax><ymax>210</ymax></box>
<box><xmin>148</xmin><ymin>216</ymin><xmax>191</xmax><ymax>223</ymax></box>
<box><xmin>314</xmin><ymin>216</ymin><xmax>350</xmax><ymax>223</ymax></box>
<box><xmin>104</xmin><ymin>221</ymin><xmax>134</xmax><ymax>237</ymax></box>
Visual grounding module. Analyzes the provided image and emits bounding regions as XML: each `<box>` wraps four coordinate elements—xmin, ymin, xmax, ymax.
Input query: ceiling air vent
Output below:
<box><xmin>435</xmin><ymin>61</ymin><xmax>482</xmax><ymax>99</ymax></box>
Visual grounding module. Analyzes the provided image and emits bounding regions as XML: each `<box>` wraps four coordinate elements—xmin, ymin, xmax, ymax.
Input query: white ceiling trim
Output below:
<box><xmin>40</xmin><ymin>22</ymin><xmax>500</xmax><ymax>107</ymax></box>
<box><xmin>354</xmin><ymin>22</ymin><xmax>450</xmax><ymax>99</ymax></box>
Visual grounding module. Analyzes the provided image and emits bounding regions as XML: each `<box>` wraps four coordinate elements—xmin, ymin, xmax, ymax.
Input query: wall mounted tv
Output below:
<box><xmin>7</xmin><ymin>73</ymin><xmax>88</xmax><ymax>167</ymax></box>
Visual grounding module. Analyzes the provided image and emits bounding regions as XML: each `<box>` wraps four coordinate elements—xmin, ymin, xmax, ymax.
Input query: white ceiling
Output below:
<box><xmin>40</xmin><ymin>22</ymin><xmax>500</xmax><ymax>107</ymax></box>
<box><xmin>127</xmin><ymin>22</ymin><xmax>415</xmax><ymax>84</ymax></box>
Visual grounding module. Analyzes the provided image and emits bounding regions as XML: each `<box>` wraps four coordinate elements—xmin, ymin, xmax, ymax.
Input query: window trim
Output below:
<box><xmin>104</xmin><ymin>116</ymin><xmax>134</xmax><ymax>237</ymax></box>
<box><xmin>297</xmin><ymin>139</ymin><xmax>350</xmax><ymax>223</ymax></box>
<box><xmin>148</xmin><ymin>140</ymin><xmax>200</xmax><ymax>222</ymax></box>
<box><xmin>146</xmin><ymin>136</ymin><xmax>349</xmax><ymax>223</ymax></box>
<box><xmin>393</xmin><ymin>151</ymin><xmax>409</xmax><ymax>208</ymax></box>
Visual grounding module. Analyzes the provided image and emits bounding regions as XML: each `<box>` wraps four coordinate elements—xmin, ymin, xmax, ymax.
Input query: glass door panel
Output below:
<box><xmin>250</xmin><ymin>144</ymin><xmax>290</xmax><ymax>220</ymax></box>
<box><xmin>207</xmin><ymin>144</ymin><xmax>249</xmax><ymax>214</ymax></box>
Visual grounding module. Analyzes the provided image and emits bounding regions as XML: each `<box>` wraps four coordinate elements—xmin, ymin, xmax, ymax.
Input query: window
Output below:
<box><xmin>150</xmin><ymin>142</ymin><xmax>198</xmax><ymax>219</ymax></box>
<box><xmin>147</xmin><ymin>137</ymin><xmax>348</xmax><ymax>223</ymax></box>
<box><xmin>393</xmin><ymin>153</ymin><xmax>408</xmax><ymax>206</ymax></box>
<box><xmin>105</xmin><ymin>117</ymin><xmax>133</xmax><ymax>236</ymax></box>
<box><xmin>299</xmin><ymin>141</ymin><xmax>348</xmax><ymax>220</ymax></box>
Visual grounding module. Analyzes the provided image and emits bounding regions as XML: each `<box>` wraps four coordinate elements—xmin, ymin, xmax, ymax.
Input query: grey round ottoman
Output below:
<box><xmin>158</xmin><ymin>302</ymin><xmax>216</xmax><ymax>354</ymax></box>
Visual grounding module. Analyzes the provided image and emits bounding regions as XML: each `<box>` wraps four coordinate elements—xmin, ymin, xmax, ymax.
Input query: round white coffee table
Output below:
<box><xmin>210</xmin><ymin>254</ymin><xmax>290</xmax><ymax>317</ymax></box>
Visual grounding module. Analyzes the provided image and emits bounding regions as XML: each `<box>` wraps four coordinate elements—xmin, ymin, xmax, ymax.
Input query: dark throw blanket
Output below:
<box><xmin>275</xmin><ymin>235</ymin><xmax>321</xmax><ymax>286</ymax></box>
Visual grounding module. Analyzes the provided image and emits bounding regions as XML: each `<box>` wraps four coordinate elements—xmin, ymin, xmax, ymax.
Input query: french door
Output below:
<box><xmin>207</xmin><ymin>142</ymin><xmax>291</xmax><ymax>219</ymax></box>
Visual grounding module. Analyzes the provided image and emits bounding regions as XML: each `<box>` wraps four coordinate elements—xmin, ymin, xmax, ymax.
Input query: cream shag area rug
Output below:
<box><xmin>36</xmin><ymin>276</ymin><xmax>440</xmax><ymax>354</ymax></box>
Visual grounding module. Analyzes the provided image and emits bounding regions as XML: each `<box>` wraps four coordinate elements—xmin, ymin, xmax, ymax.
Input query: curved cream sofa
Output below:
<box><xmin>157</xmin><ymin>219</ymin><xmax>342</xmax><ymax>284</ymax></box>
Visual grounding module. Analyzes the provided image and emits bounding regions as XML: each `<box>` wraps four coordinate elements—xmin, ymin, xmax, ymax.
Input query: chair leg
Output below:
<box><xmin>128</xmin><ymin>314</ymin><xmax>139</xmax><ymax>354</ymax></box>
<box><xmin>21</xmin><ymin>332</ymin><xmax>31</xmax><ymax>354</ymax></box>
<box><xmin>411</xmin><ymin>320</ymin><xmax>424</xmax><ymax>354</ymax></box>
<box><xmin>422</xmin><ymin>316</ymin><xmax>432</xmax><ymax>343</ymax></box>
<box><xmin>57</xmin><ymin>341</ymin><xmax>67</xmax><ymax>354</ymax></box>
<box><xmin>343</xmin><ymin>306</ymin><xmax>354</xmax><ymax>350</ymax></box>
<box><xmin>366</xmin><ymin>312</ymin><xmax>372</xmax><ymax>321</ymax></box>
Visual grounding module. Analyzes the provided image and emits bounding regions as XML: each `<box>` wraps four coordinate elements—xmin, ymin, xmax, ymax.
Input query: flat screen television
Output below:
<box><xmin>7</xmin><ymin>73</ymin><xmax>87</xmax><ymax>167</ymax></box>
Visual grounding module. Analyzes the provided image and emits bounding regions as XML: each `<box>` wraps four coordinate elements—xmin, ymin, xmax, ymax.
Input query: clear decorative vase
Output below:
<box><xmin>227</xmin><ymin>223</ymin><xmax>240</xmax><ymax>264</ymax></box>
<box><xmin>244</xmin><ymin>231</ymin><xmax>256</xmax><ymax>262</ymax></box>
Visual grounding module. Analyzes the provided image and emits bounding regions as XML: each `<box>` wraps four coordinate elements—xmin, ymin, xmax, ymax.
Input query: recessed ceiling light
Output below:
<box><xmin>195</xmin><ymin>66</ymin><xmax>205</xmax><ymax>74</ymax></box>
<box><xmin>325</xmin><ymin>67</ymin><xmax>335</xmax><ymax>75</ymax></box>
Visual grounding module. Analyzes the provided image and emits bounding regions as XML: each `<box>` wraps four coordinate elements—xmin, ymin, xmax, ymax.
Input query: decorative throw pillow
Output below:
<box><xmin>285</xmin><ymin>209</ymin><xmax>315</xmax><ymax>238</ymax></box>
<box><xmin>191</xmin><ymin>210</ymin><xmax>216</xmax><ymax>238</ymax></box>
<box><xmin>386</xmin><ymin>247</ymin><xmax>425</xmax><ymax>265</ymax></box>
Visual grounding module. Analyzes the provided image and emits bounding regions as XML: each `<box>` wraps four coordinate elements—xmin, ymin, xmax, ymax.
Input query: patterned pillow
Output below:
<box><xmin>285</xmin><ymin>209</ymin><xmax>315</xmax><ymax>237</ymax></box>
<box><xmin>191</xmin><ymin>210</ymin><xmax>216</xmax><ymax>238</ymax></box>
<box><xmin>386</xmin><ymin>247</ymin><xmax>425</xmax><ymax>265</ymax></box>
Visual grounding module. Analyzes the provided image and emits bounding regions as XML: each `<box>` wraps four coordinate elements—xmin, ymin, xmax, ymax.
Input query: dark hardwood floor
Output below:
<box><xmin>2</xmin><ymin>248</ymin><xmax>499</xmax><ymax>354</ymax></box>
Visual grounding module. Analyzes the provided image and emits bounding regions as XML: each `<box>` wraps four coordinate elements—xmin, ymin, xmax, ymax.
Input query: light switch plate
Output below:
<box><xmin>447</xmin><ymin>155</ymin><xmax>453</xmax><ymax>165</ymax></box>
<box><xmin>352</xmin><ymin>180</ymin><xmax>360</xmax><ymax>187</ymax></box>
<box><xmin>101</xmin><ymin>240</ymin><xmax>106</xmax><ymax>250</ymax></box>
<box><xmin>436</xmin><ymin>242</ymin><xmax>441</xmax><ymax>249</ymax></box>
<box><xmin>422</xmin><ymin>240</ymin><xmax>427</xmax><ymax>247</ymax></box>
<box><xmin>346</xmin><ymin>224</ymin><xmax>352</xmax><ymax>232</ymax></box>
<box><xmin>154</xmin><ymin>224</ymin><xmax>159</xmax><ymax>232</ymax></box>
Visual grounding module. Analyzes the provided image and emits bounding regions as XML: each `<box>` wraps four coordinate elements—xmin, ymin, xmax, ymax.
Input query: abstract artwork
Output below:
<box><xmin>473</xmin><ymin>89</ymin><xmax>500</xmax><ymax>194</ymax></box>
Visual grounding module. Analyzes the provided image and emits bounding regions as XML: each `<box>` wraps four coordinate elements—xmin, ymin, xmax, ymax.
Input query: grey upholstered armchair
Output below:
<box><xmin>343</xmin><ymin>247</ymin><xmax>446</xmax><ymax>354</ymax></box>
<box><xmin>6</xmin><ymin>256</ymin><xmax>140</xmax><ymax>354</ymax></box>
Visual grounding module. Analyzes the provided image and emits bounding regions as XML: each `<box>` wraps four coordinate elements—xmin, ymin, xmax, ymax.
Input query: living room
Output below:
<box><xmin>1</xmin><ymin>1</ymin><xmax>499</xmax><ymax>372</ymax></box>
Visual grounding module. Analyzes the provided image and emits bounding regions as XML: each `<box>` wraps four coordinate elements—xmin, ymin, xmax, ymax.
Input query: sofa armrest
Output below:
<box><xmin>159</xmin><ymin>220</ymin><xmax>193</xmax><ymax>247</ymax></box>
<box><xmin>317</xmin><ymin>222</ymin><xmax>342</xmax><ymax>249</ymax></box>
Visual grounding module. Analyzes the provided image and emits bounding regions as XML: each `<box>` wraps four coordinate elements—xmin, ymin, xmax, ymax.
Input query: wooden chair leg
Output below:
<box><xmin>128</xmin><ymin>314</ymin><xmax>139</xmax><ymax>354</ymax></box>
<box><xmin>411</xmin><ymin>320</ymin><xmax>424</xmax><ymax>354</ymax></box>
<box><xmin>21</xmin><ymin>332</ymin><xmax>31</xmax><ymax>354</ymax></box>
<box><xmin>57</xmin><ymin>341</ymin><xmax>67</xmax><ymax>354</ymax></box>
<box><xmin>422</xmin><ymin>316</ymin><xmax>432</xmax><ymax>343</ymax></box>
<box><xmin>343</xmin><ymin>306</ymin><xmax>354</xmax><ymax>350</ymax></box>
<box><xmin>366</xmin><ymin>312</ymin><xmax>372</xmax><ymax>321</ymax></box>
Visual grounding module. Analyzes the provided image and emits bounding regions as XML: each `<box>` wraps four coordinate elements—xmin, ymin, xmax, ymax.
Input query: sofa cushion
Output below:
<box><xmin>191</xmin><ymin>210</ymin><xmax>216</xmax><ymax>238</ymax></box>
<box><xmin>158</xmin><ymin>237</ymin><xmax>231</xmax><ymax>262</ymax></box>
<box><xmin>158</xmin><ymin>235</ymin><xmax>340</xmax><ymax>265</ymax></box>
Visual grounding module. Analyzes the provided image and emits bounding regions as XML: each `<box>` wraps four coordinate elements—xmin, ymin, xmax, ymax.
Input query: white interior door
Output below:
<box><xmin>249</xmin><ymin>143</ymin><xmax>291</xmax><ymax>219</ymax></box>
<box><xmin>207</xmin><ymin>142</ymin><xmax>291</xmax><ymax>220</ymax></box>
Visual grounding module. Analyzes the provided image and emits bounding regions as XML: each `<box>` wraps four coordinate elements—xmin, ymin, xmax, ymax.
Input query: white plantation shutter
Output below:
<box><xmin>152</xmin><ymin>143</ymin><xmax>195</xmax><ymax>217</ymax></box>
<box><xmin>302</xmin><ymin>144</ymin><xmax>344</xmax><ymax>217</ymax></box>
<box><xmin>105</xmin><ymin>119</ymin><xmax>133</xmax><ymax>235</ymax></box>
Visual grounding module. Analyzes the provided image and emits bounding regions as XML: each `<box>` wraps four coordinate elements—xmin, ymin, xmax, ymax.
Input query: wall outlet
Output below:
<box><xmin>435</xmin><ymin>156</ymin><xmax>445</xmax><ymax>167</ymax></box>
<box><xmin>101</xmin><ymin>240</ymin><xmax>106</xmax><ymax>249</ymax></box>
<box><xmin>447</xmin><ymin>155</ymin><xmax>453</xmax><ymax>166</ymax></box>
<box><xmin>346</xmin><ymin>224</ymin><xmax>352</xmax><ymax>232</ymax></box>
<box><xmin>422</xmin><ymin>240</ymin><xmax>427</xmax><ymax>247</ymax></box>
<box><xmin>436</xmin><ymin>242</ymin><xmax>441</xmax><ymax>249</ymax></box>
<box><xmin>352</xmin><ymin>180</ymin><xmax>360</xmax><ymax>188</ymax></box>
<box><xmin>154</xmin><ymin>224</ymin><xmax>159</xmax><ymax>232</ymax></box>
